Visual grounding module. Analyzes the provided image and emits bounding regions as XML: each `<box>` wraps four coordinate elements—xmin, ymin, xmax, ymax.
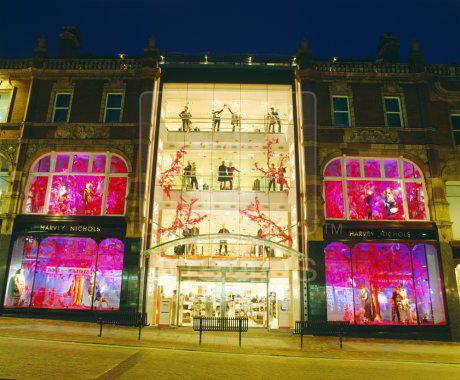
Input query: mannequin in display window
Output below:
<box><xmin>190</xmin><ymin>162</ymin><xmax>199</xmax><ymax>190</ymax></box>
<box><xmin>270</xmin><ymin>107</ymin><xmax>282</xmax><ymax>133</ymax></box>
<box><xmin>179</xmin><ymin>106</ymin><xmax>192</xmax><ymax>131</ymax></box>
<box><xmin>183</xmin><ymin>161</ymin><xmax>192</xmax><ymax>190</ymax></box>
<box><xmin>218</xmin><ymin>224</ymin><xmax>230</xmax><ymax>255</ymax></box>
<box><xmin>228</xmin><ymin>107</ymin><xmax>241</xmax><ymax>132</ymax></box>
<box><xmin>190</xmin><ymin>226</ymin><xmax>200</xmax><ymax>255</ymax></box>
<box><xmin>83</xmin><ymin>182</ymin><xmax>97</xmax><ymax>215</ymax></box>
<box><xmin>218</xmin><ymin>161</ymin><xmax>228</xmax><ymax>190</ymax></box>
<box><xmin>170</xmin><ymin>290</ymin><xmax>177</xmax><ymax>325</ymax></box>
<box><xmin>12</xmin><ymin>268</ymin><xmax>26</xmax><ymax>306</ymax></box>
<box><xmin>268</xmin><ymin>164</ymin><xmax>277</xmax><ymax>191</ymax></box>
<box><xmin>391</xmin><ymin>285</ymin><xmax>402</xmax><ymax>322</ymax></box>
<box><xmin>227</xmin><ymin>162</ymin><xmax>240</xmax><ymax>190</ymax></box>
<box><xmin>398</xmin><ymin>284</ymin><xmax>414</xmax><ymax>324</ymax></box>
<box><xmin>212</xmin><ymin>107</ymin><xmax>225</xmax><ymax>131</ymax></box>
<box><xmin>278</xmin><ymin>164</ymin><xmax>288</xmax><ymax>191</ymax></box>
<box><xmin>360</xmin><ymin>285</ymin><xmax>373</xmax><ymax>323</ymax></box>
<box><xmin>384</xmin><ymin>187</ymin><xmax>398</xmax><ymax>218</ymax></box>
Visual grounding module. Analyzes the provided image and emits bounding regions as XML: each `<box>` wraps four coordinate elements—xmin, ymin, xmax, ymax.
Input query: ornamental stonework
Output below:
<box><xmin>54</xmin><ymin>124</ymin><xmax>109</xmax><ymax>139</ymax></box>
<box><xmin>344</xmin><ymin>128</ymin><xmax>399</xmax><ymax>144</ymax></box>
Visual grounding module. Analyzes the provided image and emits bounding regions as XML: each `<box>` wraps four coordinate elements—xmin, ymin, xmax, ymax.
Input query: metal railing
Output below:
<box><xmin>193</xmin><ymin>317</ymin><xmax>249</xmax><ymax>346</ymax></box>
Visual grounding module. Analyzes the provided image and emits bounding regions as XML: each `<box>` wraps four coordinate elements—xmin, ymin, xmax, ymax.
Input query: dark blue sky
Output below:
<box><xmin>0</xmin><ymin>0</ymin><xmax>459</xmax><ymax>63</ymax></box>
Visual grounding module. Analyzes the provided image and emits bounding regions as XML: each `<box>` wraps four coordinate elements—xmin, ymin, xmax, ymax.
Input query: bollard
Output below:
<box><xmin>98</xmin><ymin>318</ymin><xmax>103</xmax><ymax>337</ymax></box>
<box><xmin>138</xmin><ymin>314</ymin><xmax>142</xmax><ymax>341</ymax></box>
<box><xmin>238</xmin><ymin>319</ymin><xmax>242</xmax><ymax>347</ymax></box>
<box><xmin>199</xmin><ymin>318</ymin><xmax>203</xmax><ymax>345</ymax></box>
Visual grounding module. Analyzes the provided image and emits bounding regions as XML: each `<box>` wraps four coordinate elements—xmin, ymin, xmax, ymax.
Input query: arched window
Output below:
<box><xmin>323</xmin><ymin>156</ymin><xmax>428</xmax><ymax>221</ymax></box>
<box><xmin>24</xmin><ymin>152</ymin><xmax>128</xmax><ymax>216</ymax></box>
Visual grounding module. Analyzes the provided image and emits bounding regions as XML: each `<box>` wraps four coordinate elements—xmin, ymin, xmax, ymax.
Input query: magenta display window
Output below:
<box><xmin>324</xmin><ymin>181</ymin><xmax>345</xmax><ymax>219</ymax></box>
<box><xmin>346</xmin><ymin>158</ymin><xmax>361</xmax><ymax>177</ymax></box>
<box><xmin>325</xmin><ymin>242</ymin><xmax>446</xmax><ymax>325</ymax></box>
<box><xmin>25</xmin><ymin>152</ymin><xmax>128</xmax><ymax>216</ymax></box>
<box><xmin>3</xmin><ymin>235</ymin><xmax>125</xmax><ymax>310</ymax></box>
<box><xmin>323</xmin><ymin>156</ymin><xmax>428</xmax><ymax>221</ymax></box>
<box><xmin>324</xmin><ymin>158</ymin><xmax>342</xmax><ymax>177</ymax></box>
<box><xmin>48</xmin><ymin>175</ymin><xmax>104</xmax><ymax>215</ymax></box>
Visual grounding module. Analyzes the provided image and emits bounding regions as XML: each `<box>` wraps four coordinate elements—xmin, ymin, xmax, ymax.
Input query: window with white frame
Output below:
<box><xmin>451</xmin><ymin>115</ymin><xmax>460</xmax><ymax>145</ymax></box>
<box><xmin>104</xmin><ymin>93</ymin><xmax>124</xmax><ymax>123</ymax></box>
<box><xmin>24</xmin><ymin>152</ymin><xmax>129</xmax><ymax>216</ymax></box>
<box><xmin>384</xmin><ymin>97</ymin><xmax>403</xmax><ymax>127</ymax></box>
<box><xmin>323</xmin><ymin>156</ymin><xmax>428</xmax><ymax>221</ymax></box>
<box><xmin>332</xmin><ymin>96</ymin><xmax>350</xmax><ymax>127</ymax></box>
<box><xmin>0</xmin><ymin>90</ymin><xmax>13</xmax><ymax>123</ymax></box>
<box><xmin>52</xmin><ymin>93</ymin><xmax>72</xmax><ymax>122</ymax></box>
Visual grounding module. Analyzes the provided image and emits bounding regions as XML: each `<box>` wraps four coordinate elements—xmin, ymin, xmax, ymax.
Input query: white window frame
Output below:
<box><xmin>323</xmin><ymin>156</ymin><xmax>429</xmax><ymax>221</ymax></box>
<box><xmin>24</xmin><ymin>151</ymin><xmax>129</xmax><ymax>216</ymax></box>
<box><xmin>332</xmin><ymin>95</ymin><xmax>350</xmax><ymax>127</ymax></box>
<box><xmin>450</xmin><ymin>114</ymin><xmax>460</xmax><ymax>146</ymax></box>
<box><xmin>384</xmin><ymin>96</ymin><xmax>404</xmax><ymax>128</ymax></box>
<box><xmin>0</xmin><ymin>89</ymin><xmax>13</xmax><ymax>123</ymax></box>
<box><xmin>103</xmin><ymin>93</ymin><xmax>124</xmax><ymax>123</ymax></box>
<box><xmin>52</xmin><ymin>92</ymin><xmax>72</xmax><ymax>123</ymax></box>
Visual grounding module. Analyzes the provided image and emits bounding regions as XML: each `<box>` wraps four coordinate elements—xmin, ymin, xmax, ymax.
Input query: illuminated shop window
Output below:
<box><xmin>0</xmin><ymin>90</ymin><xmax>13</xmax><ymax>123</ymax></box>
<box><xmin>52</xmin><ymin>93</ymin><xmax>72</xmax><ymax>123</ymax></box>
<box><xmin>325</xmin><ymin>242</ymin><xmax>446</xmax><ymax>325</ymax></box>
<box><xmin>104</xmin><ymin>93</ymin><xmax>124</xmax><ymax>123</ymax></box>
<box><xmin>323</xmin><ymin>156</ymin><xmax>428</xmax><ymax>221</ymax></box>
<box><xmin>24</xmin><ymin>152</ymin><xmax>128</xmax><ymax>216</ymax></box>
<box><xmin>3</xmin><ymin>236</ymin><xmax>124</xmax><ymax>310</ymax></box>
<box><xmin>0</xmin><ymin>154</ymin><xmax>10</xmax><ymax>213</ymax></box>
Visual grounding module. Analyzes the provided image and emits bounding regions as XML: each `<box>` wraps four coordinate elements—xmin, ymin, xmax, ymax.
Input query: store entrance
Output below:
<box><xmin>177</xmin><ymin>267</ymin><xmax>269</xmax><ymax>328</ymax></box>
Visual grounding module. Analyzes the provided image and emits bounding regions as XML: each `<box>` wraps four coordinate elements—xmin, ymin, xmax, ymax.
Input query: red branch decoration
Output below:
<box><xmin>253</xmin><ymin>138</ymin><xmax>290</xmax><ymax>189</ymax></box>
<box><xmin>240</xmin><ymin>197</ymin><xmax>293</xmax><ymax>247</ymax></box>
<box><xmin>159</xmin><ymin>196</ymin><xmax>208</xmax><ymax>236</ymax></box>
<box><xmin>159</xmin><ymin>146</ymin><xmax>187</xmax><ymax>199</ymax></box>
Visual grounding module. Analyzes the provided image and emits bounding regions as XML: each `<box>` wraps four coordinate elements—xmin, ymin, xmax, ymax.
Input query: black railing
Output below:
<box><xmin>193</xmin><ymin>317</ymin><xmax>249</xmax><ymax>347</ymax></box>
<box><xmin>96</xmin><ymin>311</ymin><xmax>145</xmax><ymax>340</ymax></box>
<box><xmin>296</xmin><ymin>320</ymin><xmax>350</xmax><ymax>350</ymax></box>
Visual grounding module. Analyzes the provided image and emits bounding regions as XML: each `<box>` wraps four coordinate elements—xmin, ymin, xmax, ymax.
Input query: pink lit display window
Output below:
<box><xmin>72</xmin><ymin>153</ymin><xmax>90</xmax><ymax>173</ymax></box>
<box><xmin>55</xmin><ymin>154</ymin><xmax>70</xmax><ymax>173</ymax></box>
<box><xmin>383</xmin><ymin>159</ymin><xmax>399</xmax><ymax>178</ymax></box>
<box><xmin>105</xmin><ymin>177</ymin><xmax>127</xmax><ymax>215</ymax></box>
<box><xmin>346</xmin><ymin>158</ymin><xmax>361</xmax><ymax>177</ymax></box>
<box><xmin>4</xmin><ymin>235</ymin><xmax>125</xmax><ymax>310</ymax></box>
<box><xmin>25</xmin><ymin>176</ymin><xmax>49</xmax><ymax>213</ymax></box>
<box><xmin>363</xmin><ymin>159</ymin><xmax>381</xmax><ymax>178</ymax></box>
<box><xmin>324</xmin><ymin>181</ymin><xmax>345</xmax><ymax>219</ymax></box>
<box><xmin>325</xmin><ymin>242</ymin><xmax>446</xmax><ymax>325</ymax></box>
<box><xmin>346</xmin><ymin>180</ymin><xmax>404</xmax><ymax>220</ymax></box>
<box><xmin>32</xmin><ymin>155</ymin><xmax>50</xmax><ymax>173</ymax></box>
<box><xmin>405</xmin><ymin>182</ymin><xmax>427</xmax><ymax>220</ymax></box>
<box><xmin>324</xmin><ymin>158</ymin><xmax>342</xmax><ymax>177</ymax></box>
<box><xmin>403</xmin><ymin>161</ymin><xmax>421</xmax><ymax>179</ymax></box>
<box><xmin>110</xmin><ymin>155</ymin><xmax>128</xmax><ymax>174</ymax></box>
<box><xmin>92</xmin><ymin>154</ymin><xmax>107</xmax><ymax>173</ymax></box>
<box><xmin>48</xmin><ymin>175</ymin><xmax>104</xmax><ymax>215</ymax></box>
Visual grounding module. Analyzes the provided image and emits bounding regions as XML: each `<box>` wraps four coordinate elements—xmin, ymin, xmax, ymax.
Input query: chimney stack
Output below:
<box><xmin>376</xmin><ymin>33</ymin><xmax>400</xmax><ymax>64</ymax></box>
<box><xmin>58</xmin><ymin>26</ymin><xmax>80</xmax><ymax>59</ymax></box>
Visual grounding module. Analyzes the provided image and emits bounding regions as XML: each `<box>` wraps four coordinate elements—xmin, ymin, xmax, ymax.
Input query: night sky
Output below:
<box><xmin>0</xmin><ymin>0</ymin><xmax>459</xmax><ymax>63</ymax></box>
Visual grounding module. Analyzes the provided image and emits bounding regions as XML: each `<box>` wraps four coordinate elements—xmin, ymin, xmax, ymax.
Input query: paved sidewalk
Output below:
<box><xmin>0</xmin><ymin>317</ymin><xmax>459</xmax><ymax>364</ymax></box>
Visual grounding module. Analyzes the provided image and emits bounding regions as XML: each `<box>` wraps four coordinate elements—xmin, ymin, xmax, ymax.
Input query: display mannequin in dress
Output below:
<box><xmin>13</xmin><ymin>268</ymin><xmax>26</xmax><ymax>306</ymax></box>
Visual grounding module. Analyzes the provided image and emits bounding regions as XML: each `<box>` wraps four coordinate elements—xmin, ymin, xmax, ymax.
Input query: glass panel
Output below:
<box><xmin>106</xmin><ymin>94</ymin><xmax>122</xmax><ymax>108</ymax></box>
<box><xmin>352</xmin><ymin>243</ymin><xmax>416</xmax><ymax>325</ymax></box>
<box><xmin>72</xmin><ymin>154</ymin><xmax>90</xmax><ymax>173</ymax></box>
<box><xmin>110</xmin><ymin>155</ymin><xmax>128</xmax><ymax>173</ymax></box>
<box><xmin>48</xmin><ymin>175</ymin><xmax>104</xmax><ymax>215</ymax></box>
<box><xmin>93</xmin><ymin>238</ymin><xmax>125</xmax><ymax>310</ymax></box>
<box><xmin>347</xmin><ymin>180</ymin><xmax>404</xmax><ymax>220</ymax></box>
<box><xmin>385</xmin><ymin>98</ymin><xmax>400</xmax><ymax>113</ymax></box>
<box><xmin>31</xmin><ymin>237</ymin><xmax>97</xmax><ymax>309</ymax></box>
<box><xmin>0</xmin><ymin>91</ymin><xmax>12</xmax><ymax>122</ymax></box>
<box><xmin>104</xmin><ymin>109</ymin><xmax>121</xmax><ymax>123</ymax></box>
<box><xmin>52</xmin><ymin>109</ymin><xmax>69</xmax><ymax>123</ymax></box>
<box><xmin>25</xmin><ymin>176</ymin><xmax>49</xmax><ymax>213</ymax></box>
<box><xmin>346</xmin><ymin>158</ymin><xmax>361</xmax><ymax>178</ymax></box>
<box><xmin>325</xmin><ymin>242</ymin><xmax>354</xmax><ymax>323</ymax></box>
<box><xmin>324</xmin><ymin>180</ymin><xmax>345</xmax><ymax>218</ymax></box>
<box><xmin>92</xmin><ymin>154</ymin><xmax>107</xmax><ymax>173</ymax></box>
<box><xmin>55</xmin><ymin>154</ymin><xmax>70</xmax><ymax>173</ymax></box>
<box><xmin>324</xmin><ymin>158</ymin><xmax>342</xmax><ymax>177</ymax></box>
<box><xmin>333</xmin><ymin>97</ymin><xmax>348</xmax><ymax>112</ymax></box>
<box><xmin>105</xmin><ymin>177</ymin><xmax>127</xmax><ymax>215</ymax></box>
<box><xmin>363</xmin><ymin>159</ymin><xmax>381</xmax><ymax>178</ymax></box>
<box><xmin>383</xmin><ymin>159</ymin><xmax>399</xmax><ymax>178</ymax></box>
<box><xmin>405</xmin><ymin>182</ymin><xmax>427</xmax><ymax>220</ymax></box>
<box><xmin>387</xmin><ymin>113</ymin><xmax>402</xmax><ymax>127</ymax></box>
<box><xmin>403</xmin><ymin>161</ymin><xmax>421</xmax><ymax>178</ymax></box>
<box><xmin>55</xmin><ymin>94</ymin><xmax>71</xmax><ymax>108</ymax></box>
<box><xmin>32</xmin><ymin>155</ymin><xmax>51</xmax><ymax>173</ymax></box>
<box><xmin>412</xmin><ymin>244</ymin><xmax>446</xmax><ymax>325</ymax></box>
<box><xmin>3</xmin><ymin>236</ymin><xmax>38</xmax><ymax>308</ymax></box>
<box><xmin>333</xmin><ymin>112</ymin><xmax>349</xmax><ymax>127</ymax></box>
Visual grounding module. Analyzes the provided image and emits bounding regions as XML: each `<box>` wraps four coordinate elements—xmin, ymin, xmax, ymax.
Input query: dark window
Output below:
<box><xmin>332</xmin><ymin>96</ymin><xmax>350</xmax><ymax>127</ymax></box>
<box><xmin>384</xmin><ymin>97</ymin><xmax>403</xmax><ymax>127</ymax></box>
<box><xmin>451</xmin><ymin>115</ymin><xmax>460</xmax><ymax>145</ymax></box>
<box><xmin>104</xmin><ymin>93</ymin><xmax>123</xmax><ymax>123</ymax></box>
<box><xmin>52</xmin><ymin>93</ymin><xmax>71</xmax><ymax>122</ymax></box>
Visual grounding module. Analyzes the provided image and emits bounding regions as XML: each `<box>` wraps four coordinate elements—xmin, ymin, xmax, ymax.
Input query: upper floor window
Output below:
<box><xmin>332</xmin><ymin>96</ymin><xmax>350</xmax><ymax>127</ymax></box>
<box><xmin>52</xmin><ymin>93</ymin><xmax>72</xmax><ymax>122</ymax></box>
<box><xmin>0</xmin><ymin>90</ymin><xmax>12</xmax><ymax>123</ymax></box>
<box><xmin>24</xmin><ymin>152</ymin><xmax>128</xmax><ymax>216</ymax></box>
<box><xmin>0</xmin><ymin>154</ymin><xmax>10</xmax><ymax>213</ymax></box>
<box><xmin>104</xmin><ymin>93</ymin><xmax>124</xmax><ymax>123</ymax></box>
<box><xmin>451</xmin><ymin>115</ymin><xmax>460</xmax><ymax>145</ymax></box>
<box><xmin>323</xmin><ymin>156</ymin><xmax>428</xmax><ymax>221</ymax></box>
<box><xmin>384</xmin><ymin>97</ymin><xmax>403</xmax><ymax>127</ymax></box>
